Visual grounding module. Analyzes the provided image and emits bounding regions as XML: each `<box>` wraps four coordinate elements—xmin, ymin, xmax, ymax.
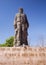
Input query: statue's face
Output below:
<box><xmin>19</xmin><ymin>8</ymin><xmax>23</xmax><ymax>13</ymax></box>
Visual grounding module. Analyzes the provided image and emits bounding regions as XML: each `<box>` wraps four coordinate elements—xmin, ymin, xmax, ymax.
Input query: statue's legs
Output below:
<box><xmin>14</xmin><ymin>30</ymin><xmax>17</xmax><ymax>46</ymax></box>
<box><xmin>22</xmin><ymin>30</ymin><xmax>28</xmax><ymax>45</ymax></box>
<box><xmin>16</xmin><ymin>22</ymin><xmax>22</xmax><ymax>46</ymax></box>
<box><xmin>16</xmin><ymin>31</ymin><xmax>21</xmax><ymax>46</ymax></box>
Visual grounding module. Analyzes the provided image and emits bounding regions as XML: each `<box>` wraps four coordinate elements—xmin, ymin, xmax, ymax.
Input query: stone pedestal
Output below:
<box><xmin>0</xmin><ymin>46</ymin><xmax>46</xmax><ymax>65</ymax></box>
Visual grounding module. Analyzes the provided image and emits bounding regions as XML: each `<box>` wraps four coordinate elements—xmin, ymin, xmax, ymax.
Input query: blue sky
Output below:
<box><xmin>0</xmin><ymin>0</ymin><xmax>46</xmax><ymax>46</ymax></box>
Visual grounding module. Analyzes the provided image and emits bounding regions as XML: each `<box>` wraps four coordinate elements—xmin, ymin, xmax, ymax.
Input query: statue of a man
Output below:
<box><xmin>14</xmin><ymin>8</ymin><xmax>29</xmax><ymax>46</ymax></box>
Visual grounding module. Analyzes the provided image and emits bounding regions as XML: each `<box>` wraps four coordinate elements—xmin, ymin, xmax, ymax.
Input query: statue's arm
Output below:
<box><xmin>25</xmin><ymin>14</ymin><xmax>29</xmax><ymax>28</ymax></box>
<box><xmin>14</xmin><ymin>15</ymin><xmax>17</xmax><ymax>29</ymax></box>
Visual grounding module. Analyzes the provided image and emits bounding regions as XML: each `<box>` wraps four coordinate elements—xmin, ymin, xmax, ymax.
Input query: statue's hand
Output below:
<box><xmin>14</xmin><ymin>25</ymin><xmax>17</xmax><ymax>29</ymax></box>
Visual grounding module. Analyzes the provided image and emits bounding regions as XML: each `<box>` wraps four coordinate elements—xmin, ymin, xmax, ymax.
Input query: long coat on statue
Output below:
<box><xmin>14</xmin><ymin>12</ymin><xmax>29</xmax><ymax>46</ymax></box>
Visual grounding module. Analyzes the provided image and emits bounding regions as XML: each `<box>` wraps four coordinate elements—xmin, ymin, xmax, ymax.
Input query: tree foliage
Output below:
<box><xmin>0</xmin><ymin>36</ymin><xmax>14</xmax><ymax>47</ymax></box>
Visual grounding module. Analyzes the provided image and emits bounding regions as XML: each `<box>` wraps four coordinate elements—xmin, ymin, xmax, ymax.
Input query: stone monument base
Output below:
<box><xmin>0</xmin><ymin>46</ymin><xmax>46</xmax><ymax>65</ymax></box>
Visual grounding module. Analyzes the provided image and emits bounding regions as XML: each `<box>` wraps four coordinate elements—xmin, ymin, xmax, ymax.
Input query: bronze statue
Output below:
<box><xmin>14</xmin><ymin>8</ymin><xmax>29</xmax><ymax>46</ymax></box>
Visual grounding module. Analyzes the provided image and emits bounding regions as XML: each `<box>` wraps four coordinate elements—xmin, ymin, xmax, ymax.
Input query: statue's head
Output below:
<box><xmin>19</xmin><ymin>8</ymin><xmax>23</xmax><ymax>13</ymax></box>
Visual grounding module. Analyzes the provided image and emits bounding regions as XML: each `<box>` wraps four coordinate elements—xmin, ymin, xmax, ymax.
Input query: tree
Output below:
<box><xmin>0</xmin><ymin>36</ymin><xmax>14</xmax><ymax>47</ymax></box>
<box><xmin>5</xmin><ymin>36</ymin><xmax>14</xmax><ymax>47</ymax></box>
<box><xmin>0</xmin><ymin>43</ymin><xmax>6</xmax><ymax>47</ymax></box>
